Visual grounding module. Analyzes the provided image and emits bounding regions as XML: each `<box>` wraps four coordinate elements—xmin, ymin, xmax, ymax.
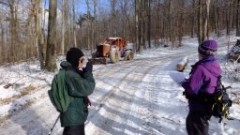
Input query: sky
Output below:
<box><xmin>0</xmin><ymin>33</ymin><xmax>240</xmax><ymax>135</ymax></box>
<box><xmin>43</xmin><ymin>0</ymin><xmax>110</xmax><ymax>14</ymax></box>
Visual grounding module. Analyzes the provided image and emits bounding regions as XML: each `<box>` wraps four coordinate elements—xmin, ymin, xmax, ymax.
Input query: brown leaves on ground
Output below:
<box><xmin>0</xmin><ymin>85</ymin><xmax>37</xmax><ymax>106</ymax></box>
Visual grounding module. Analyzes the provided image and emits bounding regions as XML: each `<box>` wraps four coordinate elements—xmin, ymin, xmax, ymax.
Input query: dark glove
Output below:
<box><xmin>83</xmin><ymin>62</ymin><xmax>93</xmax><ymax>72</ymax></box>
<box><xmin>83</xmin><ymin>97</ymin><xmax>92</xmax><ymax>106</ymax></box>
<box><xmin>183</xmin><ymin>91</ymin><xmax>191</xmax><ymax>99</ymax></box>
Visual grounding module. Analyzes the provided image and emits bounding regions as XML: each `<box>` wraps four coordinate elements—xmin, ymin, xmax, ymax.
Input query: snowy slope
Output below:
<box><xmin>0</xmin><ymin>36</ymin><xmax>240</xmax><ymax>135</ymax></box>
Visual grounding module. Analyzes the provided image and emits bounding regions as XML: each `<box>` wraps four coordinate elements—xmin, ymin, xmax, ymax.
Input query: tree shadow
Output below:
<box><xmin>87</xmin><ymin>89</ymin><xmax>185</xmax><ymax>135</ymax></box>
<box><xmin>4</xmin><ymin>100</ymin><xmax>49</xmax><ymax>135</ymax></box>
<box><xmin>88</xmin><ymin>106</ymin><xmax>146</xmax><ymax>135</ymax></box>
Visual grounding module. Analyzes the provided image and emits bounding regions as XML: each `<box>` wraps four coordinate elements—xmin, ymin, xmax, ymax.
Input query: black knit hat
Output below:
<box><xmin>66</xmin><ymin>48</ymin><xmax>84</xmax><ymax>67</ymax></box>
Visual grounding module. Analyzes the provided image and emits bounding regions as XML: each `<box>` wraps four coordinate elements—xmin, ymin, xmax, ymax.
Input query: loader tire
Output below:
<box><xmin>124</xmin><ymin>50</ymin><xmax>134</xmax><ymax>61</ymax></box>
<box><xmin>110</xmin><ymin>49</ymin><xmax>120</xmax><ymax>63</ymax></box>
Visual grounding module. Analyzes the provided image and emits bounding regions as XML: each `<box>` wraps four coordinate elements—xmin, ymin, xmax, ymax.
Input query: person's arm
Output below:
<box><xmin>65</xmin><ymin>69</ymin><xmax>95</xmax><ymax>97</ymax></box>
<box><xmin>182</xmin><ymin>66</ymin><xmax>204</xmax><ymax>95</ymax></box>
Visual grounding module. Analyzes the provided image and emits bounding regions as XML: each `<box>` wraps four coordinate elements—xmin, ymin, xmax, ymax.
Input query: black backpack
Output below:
<box><xmin>210</xmin><ymin>76</ymin><xmax>232</xmax><ymax>123</ymax></box>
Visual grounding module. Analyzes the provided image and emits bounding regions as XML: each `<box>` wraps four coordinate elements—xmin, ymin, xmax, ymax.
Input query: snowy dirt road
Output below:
<box><xmin>1</xmin><ymin>43</ymin><xmax>240</xmax><ymax>135</ymax></box>
<box><xmin>85</xmin><ymin>54</ymin><xmax>190</xmax><ymax>135</ymax></box>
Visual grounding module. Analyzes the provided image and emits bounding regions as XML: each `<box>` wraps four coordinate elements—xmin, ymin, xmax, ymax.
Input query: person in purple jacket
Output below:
<box><xmin>181</xmin><ymin>40</ymin><xmax>222</xmax><ymax>135</ymax></box>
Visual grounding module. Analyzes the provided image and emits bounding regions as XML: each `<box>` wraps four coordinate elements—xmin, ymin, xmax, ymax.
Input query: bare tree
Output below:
<box><xmin>237</xmin><ymin>0</ymin><xmax>240</xmax><ymax>36</ymax></box>
<box><xmin>225</xmin><ymin>1</ymin><xmax>231</xmax><ymax>35</ymax></box>
<box><xmin>31</xmin><ymin>0</ymin><xmax>44</xmax><ymax>69</ymax></box>
<box><xmin>147</xmin><ymin>0</ymin><xmax>151</xmax><ymax>48</ymax></box>
<box><xmin>72</xmin><ymin>0</ymin><xmax>77</xmax><ymax>47</ymax></box>
<box><xmin>212</xmin><ymin>0</ymin><xmax>221</xmax><ymax>37</ymax></box>
<box><xmin>0</xmin><ymin>12</ymin><xmax>6</xmax><ymax>64</ymax></box>
<box><xmin>45</xmin><ymin>0</ymin><xmax>57</xmax><ymax>72</ymax></box>
<box><xmin>110</xmin><ymin>0</ymin><xmax>119</xmax><ymax>36</ymax></box>
<box><xmin>205</xmin><ymin>0</ymin><xmax>211</xmax><ymax>38</ymax></box>
<box><xmin>135</xmin><ymin>0</ymin><xmax>140</xmax><ymax>53</ymax></box>
<box><xmin>86</xmin><ymin>0</ymin><xmax>90</xmax><ymax>50</ymax></box>
<box><xmin>119</xmin><ymin>0</ymin><xmax>132</xmax><ymax>40</ymax></box>
<box><xmin>191</xmin><ymin>0</ymin><xmax>196</xmax><ymax>38</ymax></box>
<box><xmin>92</xmin><ymin>0</ymin><xmax>97</xmax><ymax>49</ymax></box>
<box><xmin>167</xmin><ymin>0</ymin><xmax>174</xmax><ymax>45</ymax></box>
<box><xmin>61</xmin><ymin>0</ymin><xmax>67</xmax><ymax>55</ymax></box>
<box><xmin>141</xmin><ymin>0</ymin><xmax>147</xmax><ymax>49</ymax></box>
<box><xmin>9</xmin><ymin>0</ymin><xmax>19</xmax><ymax>62</ymax></box>
<box><xmin>177</xmin><ymin>0</ymin><xmax>184</xmax><ymax>46</ymax></box>
<box><xmin>197</xmin><ymin>0</ymin><xmax>210</xmax><ymax>43</ymax></box>
<box><xmin>0</xmin><ymin>1</ymin><xmax>9</xmax><ymax>64</ymax></box>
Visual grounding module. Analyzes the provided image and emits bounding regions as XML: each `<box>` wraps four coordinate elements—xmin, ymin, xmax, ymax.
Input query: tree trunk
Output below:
<box><xmin>191</xmin><ymin>0</ymin><xmax>195</xmax><ymax>38</ymax></box>
<box><xmin>167</xmin><ymin>0</ymin><xmax>173</xmax><ymax>45</ymax></box>
<box><xmin>72</xmin><ymin>0</ymin><xmax>77</xmax><ymax>47</ymax></box>
<box><xmin>215</xmin><ymin>2</ymin><xmax>221</xmax><ymax>37</ymax></box>
<box><xmin>226</xmin><ymin>1</ymin><xmax>230</xmax><ymax>35</ymax></box>
<box><xmin>148</xmin><ymin>0</ymin><xmax>151</xmax><ymax>48</ymax></box>
<box><xmin>92</xmin><ymin>0</ymin><xmax>97</xmax><ymax>54</ymax></box>
<box><xmin>42</xmin><ymin>0</ymin><xmax>47</xmax><ymax>45</ymax></box>
<box><xmin>61</xmin><ymin>0</ymin><xmax>67</xmax><ymax>55</ymax></box>
<box><xmin>140</xmin><ymin>0</ymin><xmax>146</xmax><ymax>51</ymax></box>
<box><xmin>0</xmin><ymin>22</ymin><xmax>5</xmax><ymax>63</ymax></box>
<box><xmin>237</xmin><ymin>0</ymin><xmax>240</xmax><ymax>36</ymax></box>
<box><xmin>9</xmin><ymin>0</ymin><xmax>19</xmax><ymax>62</ymax></box>
<box><xmin>205</xmin><ymin>0</ymin><xmax>210</xmax><ymax>39</ymax></box>
<box><xmin>140</xmin><ymin>0</ymin><xmax>145</xmax><ymax>49</ymax></box>
<box><xmin>45</xmin><ymin>0</ymin><xmax>57</xmax><ymax>72</ymax></box>
<box><xmin>34</xmin><ymin>0</ymin><xmax>44</xmax><ymax>69</ymax></box>
<box><xmin>177</xmin><ymin>0</ymin><xmax>184</xmax><ymax>46</ymax></box>
<box><xmin>135</xmin><ymin>0</ymin><xmax>140</xmax><ymax>53</ymax></box>
<box><xmin>86</xmin><ymin>0</ymin><xmax>90</xmax><ymax>50</ymax></box>
<box><xmin>197</xmin><ymin>0</ymin><xmax>206</xmax><ymax>43</ymax></box>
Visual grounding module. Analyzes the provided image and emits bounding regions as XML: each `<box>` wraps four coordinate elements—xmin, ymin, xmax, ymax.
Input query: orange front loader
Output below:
<box><xmin>89</xmin><ymin>37</ymin><xmax>134</xmax><ymax>64</ymax></box>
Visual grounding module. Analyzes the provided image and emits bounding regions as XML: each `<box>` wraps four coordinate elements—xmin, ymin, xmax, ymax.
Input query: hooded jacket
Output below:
<box><xmin>182</xmin><ymin>56</ymin><xmax>222</xmax><ymax>112</ymax></box>
<box><xmin>51</xmin><ymin>61</ymin><xmax>95</xmax><ymax>126</ymax></box>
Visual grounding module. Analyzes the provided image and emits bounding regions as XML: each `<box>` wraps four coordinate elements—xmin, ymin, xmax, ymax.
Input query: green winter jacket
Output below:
<box><xmin>49</xmin><ymin>61</ymin><xmax>95</xmax><ymax>127</ymax></box>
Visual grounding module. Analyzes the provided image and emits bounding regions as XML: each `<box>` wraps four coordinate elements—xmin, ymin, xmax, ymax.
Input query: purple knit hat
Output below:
<box><xmin>198</xmin><ymin>40</ymin><xmax>218</xmax><ymax>56</ymax></box>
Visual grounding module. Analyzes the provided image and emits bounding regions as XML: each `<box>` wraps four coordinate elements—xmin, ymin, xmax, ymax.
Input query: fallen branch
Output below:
<box><xmin>3</xmin><ymin>83</ymin><xmax>13</xmax><ymax>89</ymax></box>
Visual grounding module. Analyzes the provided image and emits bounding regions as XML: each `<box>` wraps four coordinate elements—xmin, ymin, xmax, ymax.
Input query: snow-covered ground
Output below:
<box><xmin>0</xmin><ymin>36</ymin><xmax>240</xmax><ymax>135</ymax></box>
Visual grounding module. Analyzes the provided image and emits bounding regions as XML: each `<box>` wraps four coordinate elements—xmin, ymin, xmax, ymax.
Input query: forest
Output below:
<box><xmin>0</xmin><ymin>0</ymin><xmax>239</xmax><ymax>71</ymax></box>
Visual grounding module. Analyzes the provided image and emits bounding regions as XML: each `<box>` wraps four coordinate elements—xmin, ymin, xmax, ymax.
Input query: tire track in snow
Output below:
<box><xmin>86</xmin><ymin>59</ymin><xmax>158</xmax><ymax>135</ymax></box>
<box><xmin>125</xmin><ymin>56</ymin><xmax>188</xmax><ymax>135</ymax></box>
<box><xmin>137</xmin><ymin>59</ymin><xmax>187</xmax><ymax>135</ymax></box>
<box><xmin>86</xmin><ymin>51</ymin><xmax>193</xmax><ymax>135</ymax></box>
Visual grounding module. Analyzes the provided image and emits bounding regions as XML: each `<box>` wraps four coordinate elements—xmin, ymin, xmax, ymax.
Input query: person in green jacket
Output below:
<box><xmin>50</xmin><ymin>47</ymin><xmax>95</xmax><ymax>135</ymax></box>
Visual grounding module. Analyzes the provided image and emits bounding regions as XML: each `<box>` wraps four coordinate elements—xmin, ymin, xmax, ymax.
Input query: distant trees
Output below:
<box><xmin>0</xmin><ymin>0</ymin><xmax>240</xmax><ymax>70</ymax></box>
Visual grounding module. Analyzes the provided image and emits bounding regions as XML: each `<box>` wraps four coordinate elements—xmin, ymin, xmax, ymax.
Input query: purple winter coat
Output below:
<box><xmin>182</xmin><ymin>56</ymin><xmax>222</xmax><ymax>112</ymax></box>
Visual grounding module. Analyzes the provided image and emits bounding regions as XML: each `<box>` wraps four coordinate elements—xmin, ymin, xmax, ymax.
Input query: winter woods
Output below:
<box><xmin>0</xmin><ymin>0</ymin><xmax>239</xmax><ymax>71</ymax></box>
